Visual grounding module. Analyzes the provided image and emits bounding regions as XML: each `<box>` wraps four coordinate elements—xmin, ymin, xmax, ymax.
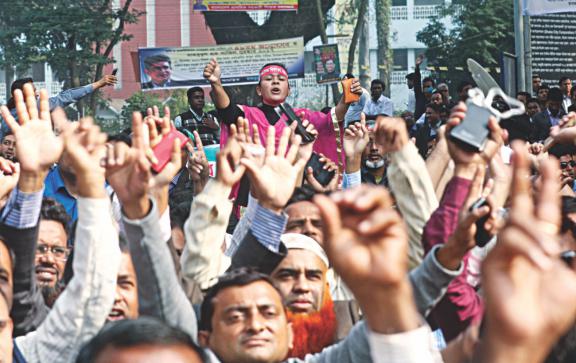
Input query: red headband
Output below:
<box><xmin>259</xmin><ymin>65</ymin><xmax>288</xmax><ymax>80</ymax></box>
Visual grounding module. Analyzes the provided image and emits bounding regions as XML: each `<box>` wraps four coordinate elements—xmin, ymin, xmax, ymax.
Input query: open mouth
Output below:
<box><xmin>35</xmin><ymin>266</ymin><xmax>57</xmax><ymax>282</ymax></box>
<box><xmin>107</xmin><ymin>308</ymin><xmax>126</xmax><ymax>321</ymax></box>
<box><xmin>271</xmin><ymin>87</ymin><xmax>281</xmax><ymax>95</ymax></box>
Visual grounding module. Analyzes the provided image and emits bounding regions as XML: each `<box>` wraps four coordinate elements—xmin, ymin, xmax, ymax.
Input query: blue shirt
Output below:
<box><xmin>43</xmin><ymin>166</ymin><xmax>78</xmax><ymax>223</ymax></box>
<box><xmin>0</xmin><ymin>84</ymin><xmax>94</xmax><ymax>140</ymax></box>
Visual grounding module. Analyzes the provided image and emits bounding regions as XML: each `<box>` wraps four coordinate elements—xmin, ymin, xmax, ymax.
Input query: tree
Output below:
<box><xmin>416</xmin><ymin>0</ymin><xmax>514</xmax><ymax>70</ymax></box>
<box><xmin>0</xmin><ymin>0</ymin><xmax>143</xmax><ymax>115</ymax></box>
<box><xmin>375</xmin><ymin>0</ymin><xmax>392</xmax><ymax>96</ymax></box>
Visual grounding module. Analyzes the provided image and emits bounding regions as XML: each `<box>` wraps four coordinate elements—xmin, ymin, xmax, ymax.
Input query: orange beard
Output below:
<box><xmin>285</xmin><ymin>288</ymin><xmax>337</xmax><ymax>359</ymax></box>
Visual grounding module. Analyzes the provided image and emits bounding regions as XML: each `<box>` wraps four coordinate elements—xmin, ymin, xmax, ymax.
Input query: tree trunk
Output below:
<box><xmin>358</xmin><ymin>0</ymin><xmax>371</xmax><ymax>89</ymax></box>
<box><xmin>375</xmin><ymin>0</ymin><xmax>392</xmax><ymax>97</ymax></box>
<box><xmin>346</xmin><ymin>0</ymin><xmax>368</xmax><ymax>76</ymax></box>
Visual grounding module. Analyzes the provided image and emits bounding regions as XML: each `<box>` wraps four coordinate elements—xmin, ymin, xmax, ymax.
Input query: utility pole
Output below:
<box><xmin>514</xmin><ymin>0</ymin><xmax>527</xmax><ymax>92</ymax></box>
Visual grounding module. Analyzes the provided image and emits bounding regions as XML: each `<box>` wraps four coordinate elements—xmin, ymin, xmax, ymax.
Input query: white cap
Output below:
<box><xmin>281</xmin><ymin>233</ymin><xmax>329</xmax><ymax>267</ymax></box>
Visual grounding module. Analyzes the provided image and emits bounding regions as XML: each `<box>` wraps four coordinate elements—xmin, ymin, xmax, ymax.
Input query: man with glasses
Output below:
<box><xmin>142</xmin><ymin>54</ymin><xmax>188</xmax><ymax>90</ymax></box>
<box><xmin>436</xmin><ymin>83</ymin><xmax>456</xmax><ymax>110</ymax></box>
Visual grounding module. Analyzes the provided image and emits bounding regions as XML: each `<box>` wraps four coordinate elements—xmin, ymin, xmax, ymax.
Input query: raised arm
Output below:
<box><xmin>15</xmin><ymin>102</ymin><xmax>121</xmax><ymax>362</ymax></box>
<box><xmin>335</xmin><ymin>78</ymin><xmax>363</xmax><ymax>122</ymax></box>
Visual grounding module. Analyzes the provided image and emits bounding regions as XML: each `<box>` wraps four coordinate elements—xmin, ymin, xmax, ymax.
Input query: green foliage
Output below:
<box><xmin>120</xmin><ymin>92</ymin><xmax>164</xmax><ymax>122</ymax></box>
<box><xmin>416</xmin><ymin>0</ymin><xmax>514</xmax><ymax>68</ymax></box>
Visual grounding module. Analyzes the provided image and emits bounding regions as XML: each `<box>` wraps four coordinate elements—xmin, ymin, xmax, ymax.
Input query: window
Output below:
<box><xmin>393</xmin><ymin>49</ymin><xmax>408</xmax><ymax>71</ymax></box>
<box><xmin>392</xmin><ymin>0</ymin><xmax>407</xmax><ymax>5</ymax></box>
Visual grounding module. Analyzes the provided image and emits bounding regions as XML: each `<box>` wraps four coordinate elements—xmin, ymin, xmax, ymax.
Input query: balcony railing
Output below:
<box><xmin>391</xmin><ymin>6</ymin><xmax>408</xmax><ymax>20</ymax></box>
<box><xmin>391</xmin><ymin>71</ymin><xmax>408</xmax><ymax>84</ymax></box>
<box><xmin>413</xmin><ymin>5</ymin><xmax>442</xmax><ymax>19</ymax></box>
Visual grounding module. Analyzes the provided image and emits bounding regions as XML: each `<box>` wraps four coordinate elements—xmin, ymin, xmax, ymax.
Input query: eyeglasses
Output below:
<box><xmin>36</xmin><ymin>244</ymin><xmax>68</xmax><ymax>260</ymax></box>
<box><xmin>560</xmin><ymin>160</ymin><xmax>576</xmax><ymax>169</ymax></box>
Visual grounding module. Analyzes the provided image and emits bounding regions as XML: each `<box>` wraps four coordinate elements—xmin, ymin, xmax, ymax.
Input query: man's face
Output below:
<box><xmin>527</xmin><ymin>102</ymin><xmax>541</xmax><ymax>117</ymax></box>
<box><xmin>285</xmin><ymin>202</ymin><xmax>323</xmax><ymax>244</ymax></box>
<box><xmin>35</xmin><ymin>220</ymin><xmax>68</xmax><ymax>289</ymax></box>
<box><xmin>406</xmin><ymin>78</ymin><xmax>414</xmax><ymax>89</ymax></box>
<box><xmin>200</xmin><ymin>281</ymin><xmax>293</xmax><ymax>363</ymax></box>
<box><xmin>549</xmin><ymin>100</ymin><xmax>562</xmax><ymax>115</ymax></box>
<box><xmin>94</xmin><ymin>344</ymin><xmax>203</xmax><ymax>363</ymax></box>
<box><xmin>431</xmin><ymin>93</ymin><xmax>443</xmax><ymax>105</ymax></box>
<box><xmin>517</xmin><ymin>94</ymin><xmax>528</xmax><ymax>106</ymax></box>
<box><xmin>561</xmin><ymin>79</ymin><xmax>572</xmax><ymax>96</ymax></box>
<box><xmin>145</xmin><ymin>61</ymin><xmax>172</xmax><ymax>86</ymax></box>
<box><xmin>108</xmin><ymin>252</ymin><xmax>139</xmax><ymax>322</ymax></box>
<box><xmin>0</xmin><ymin>242</ymin><xmax>12</xmax><ymax>313</ymax></box>
<box><xmin>370</xmin><ymin>83</ymin><xmax>383</xmax><ymax>100</ymax></box>
<box><xmin>0</xmin><ymin>295</ymin><xmax>12</xmax><ymax>363</ymax></box>
<box><xmin>271</xmin><ymin>249</ymin><xmax>327</xmax><ymax>314</ymax></box>
<box><xmin>532</xmin><ymin>77</ymin><xmax>541</xmax><ymax>92</ymax></box>
<box><xmin>362</xmin><ymin>135</ymin><xmax>385</xmax><ymax>164</ymax></box>
<box><xmin>538</xmin><ymin>88</ymin><xmax>549</xmax><ymax>102</ymax></box>
<box><xmin>460</xmin><ymin>85</ymin><xmax>473</xmax><ymax>101</ymax></box>
<box><xmin>423</xmin><ymin>80</ymin><xmax>434</xmax><ymax>100</ymax></box>
<box><xmin>325</xmin><ymin>60</ymin><xmax>335</xmax><ymax>74</ymax></box>
<box><xmin>438</xmin><ymin>87</ymin><xmax>449</xmax><ymax>103</ymax></box>
<box><xmin>426</xmin><ymin>107</ymin><xmax>439</xmax><ymax>123</ymax></box>
<box><xmin>257</xmin><ymin>73</ymin><xmax>289</xmax><ymax>107</ymax></box>
<box><xmin>0</xmin><ymin>135</ymin><xmax>16</xmax><ymax>161</ymax></box>
<box><xmin>188</xmin><ymin>91</ymin><xmax>205</xmax><ymax>112</ymax></box>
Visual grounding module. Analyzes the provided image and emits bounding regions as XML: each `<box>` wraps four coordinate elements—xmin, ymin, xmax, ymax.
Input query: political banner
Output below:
<box><xmin>191</xmin><ymin>0</ymin><xmax>298</xmax><ymax>11</ymax></box>
<box><xmin>313</xmin><ymin>44</ymin><xmax>341</xmax><ymax>84</ymax></box>
<box><xmin>523</xmin><ymin>0</ymin><xmax>576</xmax><ymax>16</ymax></box>
<box><xmin>138</xmin><ymin>37</ymin><xmax>305</xmax><ymax>90</ymax></box>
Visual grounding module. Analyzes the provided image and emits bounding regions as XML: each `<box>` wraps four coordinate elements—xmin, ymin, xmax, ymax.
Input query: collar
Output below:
<box><xmin>257</xmin><ymin>103</ymin><xmax>281</xmax><ymax>125</ymax></box>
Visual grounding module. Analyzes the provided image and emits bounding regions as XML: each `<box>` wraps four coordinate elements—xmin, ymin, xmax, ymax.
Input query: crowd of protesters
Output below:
<box><xmin>0</xmin><ymin>53</ymin><xmax>573</xmax><ymax>363</ymax></box>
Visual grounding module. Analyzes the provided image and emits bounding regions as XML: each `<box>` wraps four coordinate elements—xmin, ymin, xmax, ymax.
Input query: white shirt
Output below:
<box><xmin>344</xmin><ymin>88</ymin><xmax>370</xmax><ymax>125</ymax></box>
<box><xmin>407</xmin><ymin>90</ymin><xmax>416</xmax><ymax>112</ymax></box>
<box><xmin>363</xmin><ymin>95</ymin><xmax>394</xmax><ymax>117</ymax></box>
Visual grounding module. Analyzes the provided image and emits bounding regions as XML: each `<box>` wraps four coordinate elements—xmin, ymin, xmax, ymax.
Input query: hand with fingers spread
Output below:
<box><xmin>436</xmin><ymin>166</ymin><xmax>495</xmax><ymax>270</ymax></box>
<box><xmin>477</xmin><ymin>141</ymin><xmax>576</xmax><ymax>363</ymax></box>
<box><xmin>305</xmin><ymin>154</ymin><xmax>339</xmax><ymax>193</ymax></box>
<box><xmin>343</xmin><ymin>119</ymin><xmax>369</xmax><ymax>173</ymax></box>
<box><xmin>216</xmin><ymin>124</ymin><xmax>246</xmax><ymax>187</ymax></box>
<box><xmin>0</xmin><ymin>83</ymin><xmax>64</xmax><ymax>182</ymax></box>
<box><xmin>241</xmin><ymin>127</ymin><xmax>307</xmax><ymax>213</ymax></box>
<box><xmin>313</xmin><ymin>185</ymin><xmax>419</xmax><ymax>334</ymax></box>
<box><xmin>186</xmin><ymin>130</ymin><xmax>210</xmax><ymax>194</ymax></box>
<box><xmin>446</xmin><ymin>102</ymin><xmax>504</xmax><ymax>179</ymax></box>
<box><xmin>144</xmin><ymin>105</ymin><xmax>172</xmax><ymax>149</ymax></box>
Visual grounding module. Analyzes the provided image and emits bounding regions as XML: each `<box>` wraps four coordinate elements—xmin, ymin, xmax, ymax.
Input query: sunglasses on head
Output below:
<box><xmin>560</xmin><ymin>160</ymin><xmax>576</xmax><ymax>169</ymax></box>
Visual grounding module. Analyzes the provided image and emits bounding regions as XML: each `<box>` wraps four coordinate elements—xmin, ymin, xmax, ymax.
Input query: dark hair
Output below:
<box><xmin>144</xmin><ymin>54</ymin><xmax>171</xmax><ymax>70</ymax></box>
<box><xmin>559</xmin><ymin>76</ymin><xmax>572</xmax><ymax>85</ymax></box>
<box><xmin>527</xmin><ymin>98</ymin><xmax>540</xmax><ymax>105</ymax></box>
<box><xmin>457</xmin><ymin>80</ymin><xmax>474</xmax><ymax>93</ymax></box>
<box><xmin>76</xmin><ymin>317</ymin><xmax>207</xmax><ymax>363</ymax></box>
<box><xmin>286</xmin><ymin>184</ymin><xmax>318</xmax><ymax>206</ymax></box>
<box><xmin>538</xmin><ymin>84</ymin><xmax>550</xmax><ymax>92</ymax></box>
<box><xmin>343</xmin><ymin>73</ymin><xmax>355</xmax><ymax>79</ymax></box>
<box><xmin>199</xmin><ymin>268</ymin><xmax>282</xmax><ymax>331</ymax></box>
<box><xmin>187</xmin><ymin>87</ymin><xmax>204</xmax><ymax>98</ymax></box>
<box><xmin>426</xmin><ymin>103</ymin><xmax>442</xmax><ymax>113</ymax></box>
<box><xmin>405</xmin><ymin>72</ymin><xmax>415</xmax><ymax>81</ymax></box>
<box><xmin>549</xmin><ymin>144</ymin><xmax>576</xmax><ymax>158</ymax></box>
<box><xmin>549</xmin><ymin>87</ymin><xmax>564</xmax><ymax>103</ymax></box>
<box><xmin>533</xmin><ymin>74</ymin><xmax>541</xmax><ymax>79</ymax></box>
<box><xmin>107</xmin><ymin>128</ymin><xmax>132</xmax><ymax>146</ymax></box>
<box><xmin>517</xmin><ymin>91</ymin><xmax>531</xmax><ymax>99</ymax></box>
<box><xmin>422</xmin><ymin>77</ymin><xmax>435</xmax><ymax>87</ymax></box>
<box><xmin>320</xmin><ymin>106</ymin><xmax>332</xmax><ymax>114</ymax></box>
<box><xmin>371</xmin><ymin>79</ymin><xmax>386</xmax><ymax>91</ymax></box>
<box><xmin>7</xmin><ymin>77</ymin><xmax>34</xmax><ymax>109</ymax></box>
<box><xmin>41</xmin><ymin>198</ymin><xmax>71</xmax><ymax>237</ymax></box>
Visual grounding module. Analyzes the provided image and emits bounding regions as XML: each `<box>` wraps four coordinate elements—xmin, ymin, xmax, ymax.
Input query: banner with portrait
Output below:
<box><xmin>313</xmin><ymin>44</ymin><xmax>341</xmax><ymax>84</ymax></box>
<box><xmin>191</xmin><ymin>0</ymin><xmax>298</xmax><ymax>11</ymax></box>
<box><xmin>138</xmin><ymin>37</ymin><xmax>305</xmax><ymax>90</ymax></box>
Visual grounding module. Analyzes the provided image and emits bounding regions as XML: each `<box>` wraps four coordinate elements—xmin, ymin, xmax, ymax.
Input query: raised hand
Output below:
<box><xmin>372</xmin><ymin>116</ymin><xmax>409</xmax><ymax>154</ymax></box>
<box><xmin>313</xmin><ymin>185</ymin><xmax>418</xmax><ymax>333</ymax></box>
<box><xmin>0</xmin><ymin>83</ymin><xmax>64</xmax><ymax>174</ymax></box>
<box><xmin>216</xmin><ymin>124</ymin><xmax>246</xmax><ymax>187</ymax></box>
<box><xmin>94</xmin><ymin>74</ymin><xmax>118</xmax><ymax>89</ymax></box>
<box><xmin>446</xmin><ymin>102</ymin><xmax>504</xmax><ymax>178</ymax></box>
<box><xmin>478</xmin><ymin>142</ymin><xmax>576</xmax><ymax>363</ymax></box>
<box><xmin>59</xmin><ymin>115</ymin><xmax>108</xmax><ymax>198</ymax></box>
<box><xmin>241</xmin><ymin>127</ymin><xmax>307</xmax><ymax>213</ymax></box>
<box><xmin>305</xmin><ymin>154</ymin><xmax>339</xmax><ymax>193</ymax></box>
<box><xmin>203</xmin><ymin>58</ymin><xmax>221</xmax><ymax>84</ymax></box>
<box><xmin>186</xmin><ymin>130</ymin><xmax>210</xmax><ymax>195</ymax></box>
<box><xmin>343</xmin><ymin>119</ymin><xmax>369</xmax><ymax>173</ymax></box>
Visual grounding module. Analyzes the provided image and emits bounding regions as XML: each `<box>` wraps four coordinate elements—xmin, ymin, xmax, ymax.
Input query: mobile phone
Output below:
<box><xmin>112</xmin><ymin>68</ymin><xmax>118</xmax><ymax>76</ymax></box>
<box><xmin>277</xmin><ymin>103</ymin><xmax>316</xmax><ymax>144</ymax></box>
<box><xmin>469</xmin><ymin>197</ymin><xmax>492</xmax><ymax>247</ymax></box>
<box><xmin>151</xmin><ymin>129</ymin><xmax>189</xmax><ymax>173</ymax></box>
<box><xmin>449</xmin><ymin>103</ymin><xmax>493</xmax><ymax>152</ymax></box>
<box><xmin>305</xmin><ymin>152</ymin><xmax>335</xmax><ymax>187</ymax></box>
<box><xmin>341</xmin><ymin>78</ymin><xmax>360</xmax><ymax>104</ymax></box>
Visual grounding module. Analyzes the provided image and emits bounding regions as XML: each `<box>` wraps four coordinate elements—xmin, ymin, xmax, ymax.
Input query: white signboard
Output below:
<box><xmin>523</xmin><ymin>0</ymin><xmax>576</xmax><ymax>16</ymax></box>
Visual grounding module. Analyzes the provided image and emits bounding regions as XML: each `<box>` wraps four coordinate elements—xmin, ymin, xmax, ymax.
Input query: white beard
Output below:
<box><xmin>365</xmin><ymin>159</ymin><xmax>385</xmax><ymax>169</ymax></box>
